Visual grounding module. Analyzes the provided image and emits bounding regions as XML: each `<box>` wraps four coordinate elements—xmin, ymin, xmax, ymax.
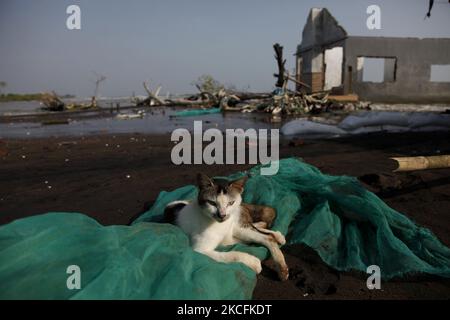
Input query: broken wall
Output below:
<box><xmin>344</xmin><ymin>37</ymin><xmax>450</xmax><ymax>103</ymax></box>
<box><xmin>296</xmin><ymin>8</ymin><xmax>347</xmax><ymax>93</ymax></box>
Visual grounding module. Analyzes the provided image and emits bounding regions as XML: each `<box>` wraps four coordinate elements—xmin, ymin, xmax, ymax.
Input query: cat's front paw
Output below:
<box><xmin>272</xmin><ymin>231</ymin><xmax>286</xmax><ymax>246</ymax></box>
<box><xmin>243</xmin><ymin>255</ymin><xmax>262</xmax><ymax>274</ymax></box>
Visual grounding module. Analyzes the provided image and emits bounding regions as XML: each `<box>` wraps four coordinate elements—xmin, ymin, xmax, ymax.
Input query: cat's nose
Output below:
<box><xmin>218</xmin><ymin>209</ymin><xmax>226</xmax><ymax>218</ymax></box>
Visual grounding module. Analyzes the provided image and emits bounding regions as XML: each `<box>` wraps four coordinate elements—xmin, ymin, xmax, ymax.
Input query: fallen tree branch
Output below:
<box><xmin>40</xmin><ymin>92</ymin><xmax>65</xmax><ymax>111</ymax></box>
<box><xmin>138</xmin><ymin>82</ymin><xmax>166</xmax><ymax>106</ymax></box>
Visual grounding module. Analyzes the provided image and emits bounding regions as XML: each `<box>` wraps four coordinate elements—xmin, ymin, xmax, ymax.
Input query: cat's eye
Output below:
<box><xmin>206</xmin><ymin>200</ymin><xmax>216</xmax><ymax>206</ymax></box>
<box><xmin>228</xmin><ymin>201</ymin><xmax>235</xmax><ymax>206</ymax></box>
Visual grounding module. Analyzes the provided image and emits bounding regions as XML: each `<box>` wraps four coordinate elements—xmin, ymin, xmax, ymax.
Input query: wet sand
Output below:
<box><xmin>0</xmin><ymin>131</ymin><xmax>449</xmax><ymax>299</ymax></box>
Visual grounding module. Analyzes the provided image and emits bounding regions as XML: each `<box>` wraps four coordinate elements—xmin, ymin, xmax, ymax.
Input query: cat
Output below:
<box><xmin>164</xmin><ymin>173</ymin><xmax>289</xmax><ymax>281</ymax></box>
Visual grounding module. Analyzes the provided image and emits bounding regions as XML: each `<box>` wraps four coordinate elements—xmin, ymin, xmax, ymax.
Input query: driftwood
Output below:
<box><xmin>219</xmin><ymin>93</ymin><xmax>241</xmax><ymax>111</ymax></box>
<box><xmin>137</xmin><ymin>82</ymin><xmax>166</xmax><ymax>106</ymax></box>
<box><xmin>163</xmin><ymin>85</ymin><xmax>217</xmax><ymax>107</ymax></box>
<box><xmin>40</xmin><ymin>92</ymin><xmax>65</xmax><ymax>111</ymax></box>
<box><xmin>41</xmin><ymin>72</ymin><xmax>105</xmax><ymax>112</ymax></box>
<box><xmin>228</xmin><ymin>91</ymin><xmax>272</xmax><ymax>100</ymax></box>
<box><xmin>392</xmin><ymin>155</ymin><xmax>450</xmax><ymax>172</ymax></box>
<box><xmin>41</xmin><ymin>92</ymin><xmax>99</xmax><ymax>112</ymax></box>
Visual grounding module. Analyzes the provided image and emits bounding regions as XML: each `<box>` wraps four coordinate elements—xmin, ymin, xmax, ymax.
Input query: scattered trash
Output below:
<box><xmin>116</xmin><ymin>110</ymin><xmax>145</xmax><ymax>120</ymax></box>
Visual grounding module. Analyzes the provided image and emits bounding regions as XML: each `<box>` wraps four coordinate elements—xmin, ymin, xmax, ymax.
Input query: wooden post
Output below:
<box><xmin>348</xmin><ymin>66</ymin><xmax>353</xmax><ymax>94</ymax></box>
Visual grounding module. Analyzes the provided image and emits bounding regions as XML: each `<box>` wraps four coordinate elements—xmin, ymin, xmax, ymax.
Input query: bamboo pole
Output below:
<box><xmin>391</xmin><ymin>155</ymin><xmax>450</xmax><ymax>172</ymax></box>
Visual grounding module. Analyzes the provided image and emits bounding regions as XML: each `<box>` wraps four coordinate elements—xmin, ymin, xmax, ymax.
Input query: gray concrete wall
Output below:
<box><xmin>299</xmin><ymin>8</ymin><xmax>347</xmax><ymax>51</ymax></box>
<box><xmin>344</xmin><ymin>36</ymin><xmax>450</xmax><ymax>103</ymax></box>
<box><xmin>297</xmin><ymin>8</ymin><xmax>347</xmax><ymax>75</ymax></box>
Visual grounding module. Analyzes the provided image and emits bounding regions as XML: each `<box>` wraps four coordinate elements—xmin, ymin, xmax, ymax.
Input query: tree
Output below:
<box><xmin>92</xmin><ymin>72</ymin><xmax>106</xmax><ymax>98</ymax></box>
<box><xmin>192</xmin><ymin>75</ymin><xmax>224</xmax><ymax>94</ymax></box>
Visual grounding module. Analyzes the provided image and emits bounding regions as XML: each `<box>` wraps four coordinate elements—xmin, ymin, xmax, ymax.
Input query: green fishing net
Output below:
<box><xmin>1</xmin><ymin>158</ymin><xmax>449</xmax><ymax>299</ymax></box>
<box><xmin>174</xmin><ymin>107</ymin><xmax>221</xmax><ymax>117</ymax></box>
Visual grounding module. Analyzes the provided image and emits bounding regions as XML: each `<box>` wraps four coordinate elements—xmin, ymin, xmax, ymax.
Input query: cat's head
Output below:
<box><xmin>196</xmin><ymin>173</ymin><xmax>247</xmax><ymax>223</ymax></box>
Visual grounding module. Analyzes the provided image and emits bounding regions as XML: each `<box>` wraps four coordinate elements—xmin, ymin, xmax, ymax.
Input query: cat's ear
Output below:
<box><xmin>229</xmin><ymin>176</ymin><xmax>248</xmax><ymax>194</ymax></box>
<box><xmin>197</xmin><ymin>173</ymin><xmax>214</xmax><ymax>189</ymax></box>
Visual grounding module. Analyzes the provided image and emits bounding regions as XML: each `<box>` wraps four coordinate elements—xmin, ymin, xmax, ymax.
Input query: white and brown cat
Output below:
<box><xmin>164</xmin><ymin>173</ymin><xmax>289</xmax><ymax>281</ymax></box>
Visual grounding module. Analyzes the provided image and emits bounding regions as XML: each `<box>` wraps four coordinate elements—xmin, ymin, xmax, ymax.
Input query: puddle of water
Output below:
<box><xmin>5</xmin><ymin>100</ymin><xmax>446</xmax><ymax>139</ymax></box>
<box><xmin>0</xmin><ymin>107</ymin><xmax>283</xmax><ymax>138</ymax></box>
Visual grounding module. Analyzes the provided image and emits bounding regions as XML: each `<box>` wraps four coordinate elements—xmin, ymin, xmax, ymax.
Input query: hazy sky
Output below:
<box><xmin>0</xmin><ymin>0</ymin><xmax>449</xmax><ymax>97</ymax></box>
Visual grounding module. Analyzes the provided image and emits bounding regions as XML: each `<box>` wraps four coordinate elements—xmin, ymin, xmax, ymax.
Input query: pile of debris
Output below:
<box><xmin>130</xmin><ymin>43</ymin><xmax>368</xmax><ymax>117</ymax></box>
<box><xmin>242</xmin><ymin>90</ymin><xmax>369</xmax><ymax>115</ymax></box>
<box><xmin>40</xmin><ymin>92</ymin><xmax>66</xmax><ymax>111</ymax></box>
<box><xmin>133</xmin><ymin>81</ymin><xmax>248</xmax><ymax>109</ymax></box>
<box><xmin>131</xmin><ymin>81</ymin><xmax>368</xmax><ymax>117</ymax></box>
<box><xmin>245</xmin><ymin>43</ymin><xmax>369</xmax><ymax>116</ymax></box>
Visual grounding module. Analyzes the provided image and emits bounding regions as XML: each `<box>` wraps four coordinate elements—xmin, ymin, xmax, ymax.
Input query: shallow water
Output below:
<box><xmin>2</xmin><ymin>100</ymin><xmax>449</xmax><ymax>139</ymax></box>
<box><xmin>0</xmin><ymin>106</ymin><xmax>283</xmax><ymax>139</ymax></box>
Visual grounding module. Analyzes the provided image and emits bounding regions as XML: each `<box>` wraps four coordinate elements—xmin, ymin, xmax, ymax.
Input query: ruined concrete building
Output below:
<box><xmin>296</xmin><ymin>8</ymin><xmax>450</xmax><ymax>103</ymax></box>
